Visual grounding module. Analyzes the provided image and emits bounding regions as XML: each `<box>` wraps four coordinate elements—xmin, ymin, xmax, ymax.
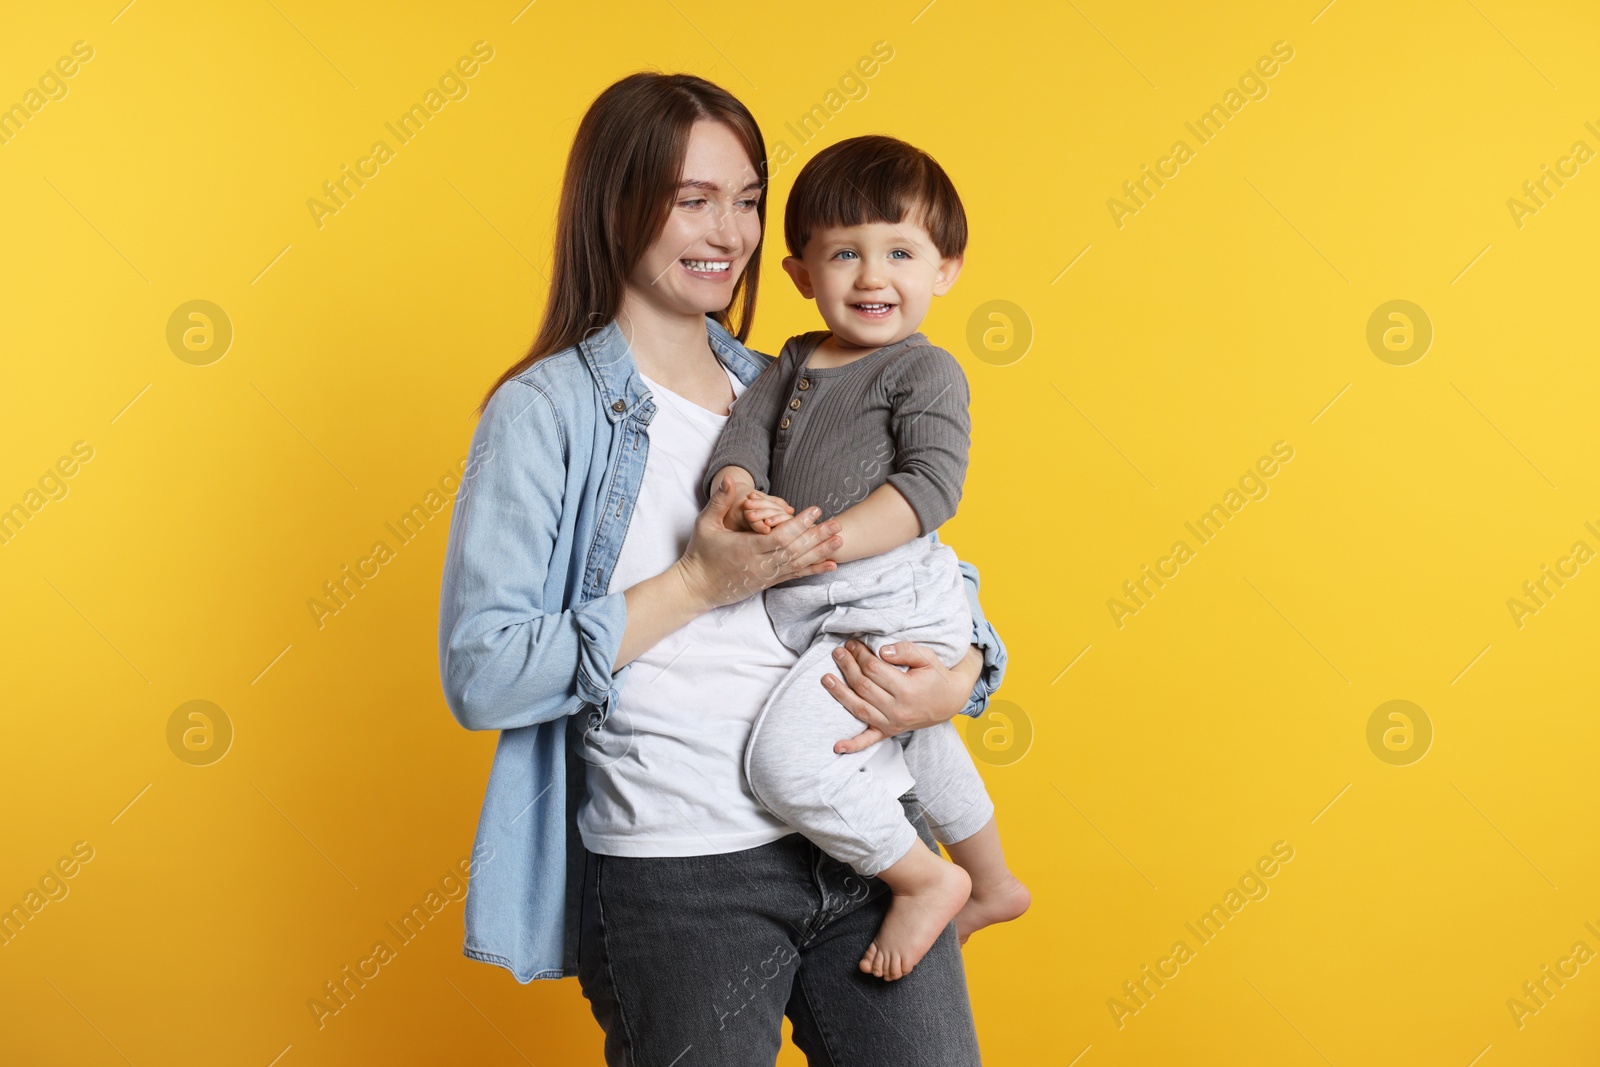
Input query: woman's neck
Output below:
<box><xmin>618</xmin><ymin>297</ymin><xmax>713</xmax><ymax>377</ymax></box>
<box><xmin>616</xmin><ymin>294</ymin><xmax>734</xmax><ymax>412</ymax></box>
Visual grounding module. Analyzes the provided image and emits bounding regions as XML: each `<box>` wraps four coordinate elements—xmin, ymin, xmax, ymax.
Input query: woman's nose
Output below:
<box><xmin>704</xmin><ymin>210</ymin><xmax>739</xmax><ymax>250</ymax></box>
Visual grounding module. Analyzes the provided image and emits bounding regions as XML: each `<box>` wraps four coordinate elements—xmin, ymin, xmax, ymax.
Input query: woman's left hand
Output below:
<box><xmin>824</xmin><ymin>641</ymin><xmax>983</xmax><ymax>754</ymax></box>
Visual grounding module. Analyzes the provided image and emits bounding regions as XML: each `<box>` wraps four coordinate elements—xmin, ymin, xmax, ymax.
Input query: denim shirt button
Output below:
<box><xmin>611</xmin><ymin>399</ymin><xmax>626</xmax><ymax>413</ymax></box>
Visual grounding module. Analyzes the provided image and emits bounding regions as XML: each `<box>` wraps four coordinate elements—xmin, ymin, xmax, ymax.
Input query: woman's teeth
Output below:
<box><xmin>683</xmin><ymin>259</ymin><xmax>731</xmax><ymax>273</ymax></box>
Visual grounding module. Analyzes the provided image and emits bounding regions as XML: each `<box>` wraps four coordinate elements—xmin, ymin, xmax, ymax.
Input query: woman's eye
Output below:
<box><xmin>680</xmin><ymin>198</ymin><xmax>707</xmax><ymax>209</ymax></box>
<box><xmin>737</xmin><ymin>198</ymin><xmax>759</xmax><ymax>209</ymax></box>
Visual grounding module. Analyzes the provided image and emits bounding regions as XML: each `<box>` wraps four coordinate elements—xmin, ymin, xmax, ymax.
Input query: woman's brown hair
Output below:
<box><xmin>476</xmin><ymin>72</ymin><xmax>767</xmax><ymax>415</ymax></box>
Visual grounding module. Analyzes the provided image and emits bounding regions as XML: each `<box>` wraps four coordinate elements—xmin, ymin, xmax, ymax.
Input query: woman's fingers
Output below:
<box><xmin>839</xmin><ymin>639</ymin><xmax>905</xmax><ymax>699</ymax></box>
<box><xmin>821</xmin><ymin>667</ymin><xmax>883</xmax><ymax>730</ymax></box>
<box><xmin>833</xmin><ymin>724</ymin><xmax>887</xmax><ymax>754</ymax></box>
<box><xmin>770</xmin><ymin>512</ymin><xmax>841</xmax><ymax>576</ymax></box>
<box><xmin>771</xmin><ymin>505</ymin><xmax>822</xmax><ymax>541</ymax></box>
<box><xmin>877</xmin><ymin>641</ymin><xmax>936</xmax><ymax>670</ymax></box>
<box><xmin>830</xmin><ymin>643</ymin><xmax>898</xmax><ymax>722</ymax></box>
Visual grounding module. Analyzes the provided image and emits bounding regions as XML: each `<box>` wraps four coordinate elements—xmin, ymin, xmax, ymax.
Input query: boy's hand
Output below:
<box><xmin>742</xmin><ymin>489</ymin><xmax>797</xmax><ymax>534</ymax></box>
<box><xmin>724</xmin><ymin>491</ymin><xmax>760</xmax><ymax>532</ymax></box>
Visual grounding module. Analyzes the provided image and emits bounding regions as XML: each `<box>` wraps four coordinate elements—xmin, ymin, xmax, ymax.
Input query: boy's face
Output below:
<box><xmin>782</xmin><ymin>214</ymin><xmax>962</xmax><ymax>351</ymax></box>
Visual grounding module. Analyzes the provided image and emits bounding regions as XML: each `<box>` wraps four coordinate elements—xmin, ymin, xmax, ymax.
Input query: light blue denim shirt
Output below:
<box><xmin>437</xmin><ymin>315</ymin><xmax>1008</xmax><ymax>983</ymax></box>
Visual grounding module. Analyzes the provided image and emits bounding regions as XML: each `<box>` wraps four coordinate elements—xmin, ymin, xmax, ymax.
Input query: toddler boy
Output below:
<box><xmin>704</xmin><ymin>134</ymin><xmax>1029</xmax><ymax>981</ymax></box>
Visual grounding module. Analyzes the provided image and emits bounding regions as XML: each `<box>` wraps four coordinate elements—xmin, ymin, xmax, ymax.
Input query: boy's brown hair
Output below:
<box><xmin>783</xmin><ymin>134</ymin><xmax>967</xmax><ymax>260</ymax></box>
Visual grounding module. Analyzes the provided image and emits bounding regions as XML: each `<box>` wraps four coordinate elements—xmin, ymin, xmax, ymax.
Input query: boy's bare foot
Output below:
<box><xmin>859</xmin><ymin>861</ymin><xmax>971</xmax><ymax>981</ymax></box>
<box><xmin>954</xmin><ymin>872</ymin><xmax>1031</xmax><ymax>945</ymax></box>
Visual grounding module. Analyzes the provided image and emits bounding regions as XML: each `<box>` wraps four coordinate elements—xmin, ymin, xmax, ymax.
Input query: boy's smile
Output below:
<box><xmin>782</xmin><ymin>217</ymin><xmax>963</xmax><ymax>355</ymax></box>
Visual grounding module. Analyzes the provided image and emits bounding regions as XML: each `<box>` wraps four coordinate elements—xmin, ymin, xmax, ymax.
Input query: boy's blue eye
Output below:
<box><xmin>833</xmin><ymin>250</ymin><xmax>857</xmax><ymax>260</ymax></box>
<box><xmin>890</xmin><ymin>249</ymin><xmax>911</xmax><ymax>259</ymax></box>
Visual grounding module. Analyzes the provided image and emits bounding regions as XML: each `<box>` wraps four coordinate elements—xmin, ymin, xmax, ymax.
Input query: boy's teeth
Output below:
<box><xmin>684</xmin><ymin>259</ymin><xmax>730</xmax><ymax>272</ymax></box>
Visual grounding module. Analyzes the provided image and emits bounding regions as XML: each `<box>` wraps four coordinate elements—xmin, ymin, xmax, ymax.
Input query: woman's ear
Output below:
<box><xmin>781</xmin><ymin>255</ymin><xmax>816</xmax><ymax>298</ymax></box>
<box><xmin>931</xmin><ymin>253</ymin><xmax>965</xmax><ymax>296</ymax></box>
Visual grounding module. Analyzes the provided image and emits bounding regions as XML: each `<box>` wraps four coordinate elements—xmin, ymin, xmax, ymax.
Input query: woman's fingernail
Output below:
<box><xmin>882</xmin><ymin>644</ymin><xmax>895</xmax><ymax>655</ymax></box>
<box><xmin>823</xmin><ymin>675</ymin><xmax>835</xmax><ymax>686</ymax></box>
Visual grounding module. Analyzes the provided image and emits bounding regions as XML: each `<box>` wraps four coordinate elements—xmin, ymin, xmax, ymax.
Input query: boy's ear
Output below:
<box><xmin>931</xmin><ymin>253</ymin><xmax>965</xmax><ymax>297</ymax></box>
<box><xmin>781</xmin><ymin>255</ymin><xmax>815</xmax><ymax>298</ymax></box>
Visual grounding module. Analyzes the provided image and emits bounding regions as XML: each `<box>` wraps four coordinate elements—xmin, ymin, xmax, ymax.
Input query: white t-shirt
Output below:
<box><xmin>576</xmin><ymin>362</ymin><xmax>913</xmax><ymax>856</ymax></box>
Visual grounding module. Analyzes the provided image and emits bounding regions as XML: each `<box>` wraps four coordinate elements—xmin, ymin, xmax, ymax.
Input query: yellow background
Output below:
<box><xmin>3</xmin><ymin>1</ymin><xmax>1597</xmax><ymax>1063</ymax></box>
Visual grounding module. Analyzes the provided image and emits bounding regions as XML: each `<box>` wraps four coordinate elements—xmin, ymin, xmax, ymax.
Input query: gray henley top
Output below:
<box><xmin>702</xmin><ymin>330</ymin><xmax>971</xmax><ymax>535</ymax></box>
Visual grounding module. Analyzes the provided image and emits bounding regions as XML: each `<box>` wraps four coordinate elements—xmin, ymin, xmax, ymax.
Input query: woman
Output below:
<box><xmin>437</xmin><ymin>72</ymin><xmax>1006</xmax><ymax>1065</ymax></box>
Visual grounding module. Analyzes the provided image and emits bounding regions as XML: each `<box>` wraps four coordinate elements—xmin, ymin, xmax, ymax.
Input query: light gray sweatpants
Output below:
<box><xmin>746</xmin><ymin>535</ymin><xmax>996</xmax><ymax>878</ymax></box>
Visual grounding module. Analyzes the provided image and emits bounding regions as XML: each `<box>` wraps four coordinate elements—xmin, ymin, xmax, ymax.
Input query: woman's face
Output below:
<box><xmin>626</xmin><ymin>120</ymin><xmax>763</xmax><ymax>320</ymax></box>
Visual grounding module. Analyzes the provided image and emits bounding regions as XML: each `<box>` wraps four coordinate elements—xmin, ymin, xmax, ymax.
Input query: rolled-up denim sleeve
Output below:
<box><xmin>929</xmin><ymin>530</ymin><xmax>1006</xmax><ymax>718</ymax></box>
<box><xmin>438</xmin><ymin>379</ymin><xmax>631</xmax><ymax>732</ymax></box>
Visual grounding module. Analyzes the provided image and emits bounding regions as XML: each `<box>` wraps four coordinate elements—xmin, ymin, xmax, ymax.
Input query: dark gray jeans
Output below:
<box><xmin>576</xmin><ymin>795</ymin><xmax>982</xmax><ymax>1066</ymax></box>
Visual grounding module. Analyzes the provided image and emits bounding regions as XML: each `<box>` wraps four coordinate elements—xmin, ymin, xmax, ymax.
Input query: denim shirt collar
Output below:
<box><xmin>578</xmin><ymin>314</ymin><xmax>770</xmax><ymax>423</ymax></box>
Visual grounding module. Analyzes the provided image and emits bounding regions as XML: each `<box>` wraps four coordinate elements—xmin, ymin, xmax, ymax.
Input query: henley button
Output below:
<box><xmin>797</xmin><ymin>379</ymin><xmax>810</xmax><ymax>391</ymax></box>
<box><xmin>611</xmin><ymin>399</ymin><xmax>627</xmax><ymax>413</ymax></box>
<box><xmin>788</xmin><ymin>398</ymin><xmax>801</xmax><ymax>410</ymax></box>
<box><xmin>780</xmin><ymin>417</ymin><xmax>791</xmax><ymax>429</ymax></box>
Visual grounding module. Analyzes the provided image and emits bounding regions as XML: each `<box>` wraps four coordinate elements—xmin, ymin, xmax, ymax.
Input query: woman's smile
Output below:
<box><xmin>681</xmin><ymin>257</ymin><xmax>735</xmax><ymax>280</ymax></box>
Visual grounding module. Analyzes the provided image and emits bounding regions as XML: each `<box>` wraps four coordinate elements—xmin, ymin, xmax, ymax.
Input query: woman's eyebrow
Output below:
<box><xmin>678</xmin><ymin>178</ymin><xmax>763</xmax><ymax>192</ymax></box>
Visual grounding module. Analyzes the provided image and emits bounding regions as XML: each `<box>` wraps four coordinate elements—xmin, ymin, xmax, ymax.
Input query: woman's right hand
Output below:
<box><xmin>673</xmin><ymin>472</ymin><xmax>842</xmax><ymax>611</ymax></box>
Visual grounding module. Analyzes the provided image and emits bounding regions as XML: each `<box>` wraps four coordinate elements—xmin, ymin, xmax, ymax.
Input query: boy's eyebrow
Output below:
<box><xmin>815</xmin><ymin>225</ymin><xmax>935</xmax><ymax>248</ymax></box>
<box><xmin>678</xmin><ymin>178</ymin><xmax>764</xmax><ymax>192</ymax></box>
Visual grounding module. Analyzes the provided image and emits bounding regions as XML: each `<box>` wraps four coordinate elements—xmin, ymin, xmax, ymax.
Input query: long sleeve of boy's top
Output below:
<box><xmin>879</xmin><ymin>342</ymin><xmax>971</xmax><ymax>535</ymax></box>
<box><xmin>701</xmin><ymin>345</ymin><xmax>794</xmax><ymax>499</ymax></box>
